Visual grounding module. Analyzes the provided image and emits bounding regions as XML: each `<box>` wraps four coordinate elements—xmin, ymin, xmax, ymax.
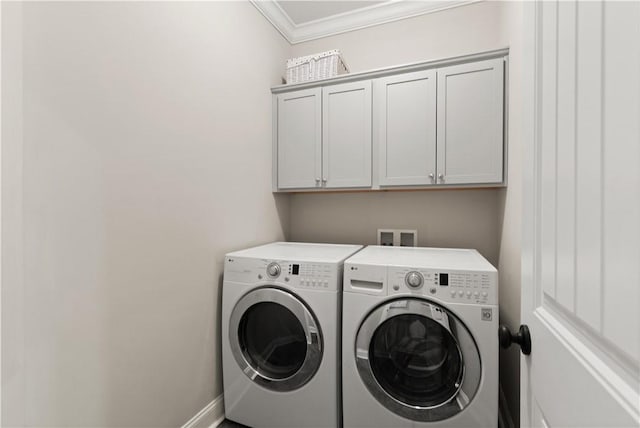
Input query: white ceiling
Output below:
<box><xmin>251</xmin><ymin>0</ymin><xmax>477</xmax><ymax>44</ymax></box>
<box><xmin>276</xmin><ymin>1</ymin><xmax>385</xmax><ymax>25</ymax></box>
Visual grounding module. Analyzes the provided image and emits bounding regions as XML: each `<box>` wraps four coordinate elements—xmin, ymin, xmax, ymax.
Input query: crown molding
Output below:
<box><xmin>250</xmin><ymin>1</ymin><xmax>297</xmax><ymax>43</ymax></box>
<box><xmin>251</xmin><ymin>0</ymin><xmax>480</xmax><ymax>45</ymax></box>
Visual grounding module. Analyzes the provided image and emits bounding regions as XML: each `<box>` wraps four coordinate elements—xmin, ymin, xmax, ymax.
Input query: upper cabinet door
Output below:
<box><xmin>276</xmin><ymin>88</ymin><xmax>322</xmax><ymax>189</ymax></box>
<box><xmin>436</xmin><ymin>58</ymin><xmax>504</xmax><ymax>185</ymax></box>
<box><xmin>322</xmin><ymin>81</ymin><xmax>372</xmax><ymax>189</ymax></box>
<box><xmin>376</xmin><ymin>70</ymin><xmax>437</xmax><ymax>186</ymax></box>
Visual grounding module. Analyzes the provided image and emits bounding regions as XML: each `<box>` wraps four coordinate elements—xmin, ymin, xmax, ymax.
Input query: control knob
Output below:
<box><xmin>266</xmin><ymin>262</ymin><xmax>281</xmax><ymax>278</ymax></box>
<box><xmin>405</xmin><ymin>271</ymin><xmax>424</xmax><ymax>289</ymax></box>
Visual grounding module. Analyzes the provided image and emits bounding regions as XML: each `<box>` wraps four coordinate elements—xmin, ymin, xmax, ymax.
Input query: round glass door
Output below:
<box><xmin>356</xmin><ymin>299</ymin><xmax>481</xmax><ymax>422</ymax></box>
<box><xmin>229</xmin><ymin>288</ymin><xmax>322</xmax><ymax>391</ymax></box>
<box><xmin>238</xmin><ymin>301</ymin><xmax>307</xmax><ymax>379</ymax></box>
<box><xmin>370</xmin><ymin>314</ymin><xmax>463</xmax><ymax>407</ymax></box>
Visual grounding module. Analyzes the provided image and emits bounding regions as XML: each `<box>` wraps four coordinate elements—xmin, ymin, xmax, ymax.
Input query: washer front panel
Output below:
<box><xmin>355</xmin><ymin>298</ymin><xmax>481</xmax><ymax>422</ymax></box>
<box><xmin>229</xmin><ymin>287</ymin><xmax>323</xmax><ymax>392</ymax></box>
<box><xmin>387</xmin><ymin>267</ymin><xmax>497</xmax><ymax>305</ymax></box>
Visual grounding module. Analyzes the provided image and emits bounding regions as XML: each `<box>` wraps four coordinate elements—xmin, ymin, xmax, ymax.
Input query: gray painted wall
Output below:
<box><xmin>2</xmin><ymin>2</ymin><xmax>289</xmax><ymax>426</ymax></box>
<box><xmin>291</xmin><ymin>190</ymin><xmax>502</xmax><ymax>265</ymax></box>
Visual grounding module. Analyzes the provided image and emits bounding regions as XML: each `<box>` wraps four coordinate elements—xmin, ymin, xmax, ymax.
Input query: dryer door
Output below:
<box><xmin>229</xmin><ymin>287</ymin><xmax>322</xmax><ymax>392</ymax></box>
<box><xmin>355</xmin><ymin>298</ymin><xmax>481</xmax><ymax>422</ymax></box>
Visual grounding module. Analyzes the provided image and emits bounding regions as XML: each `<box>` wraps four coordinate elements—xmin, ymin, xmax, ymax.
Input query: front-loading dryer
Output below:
<box><xmin>342</xmin><ymin>246</ymin><xmax>498</xmax><ymax>428</ymax></box>
<box><xmin>222</xmin><ymin>242</ymin><xmax>363</xmax><ymax>428</ymax></box>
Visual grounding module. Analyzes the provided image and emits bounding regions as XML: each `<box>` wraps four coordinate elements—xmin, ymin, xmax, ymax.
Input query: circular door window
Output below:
<box><xmin>238</xmin><ymin>301</ymin><xmax>307</xmax><ymax>379</ymax></box>
<box><xmin>370</xmin><ymin>314</ymin><xmax>463</xmax><ymax>407</ymax></box>
<box><xmin>229</xmin><ymin>288</ymin><xmax>323</xmax><ymax>391</ymax></box>
<box><xmin>356</xmin><ymin>299</ymin><xmax>481</xmax><ymax>422</ymax></box>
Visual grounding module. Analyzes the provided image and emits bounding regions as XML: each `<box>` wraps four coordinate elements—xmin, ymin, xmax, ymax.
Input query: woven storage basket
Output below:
<box><xmin>286</xmin><ymin>49</ymin><xmax>349</xmax><ymax>84</ymax></box>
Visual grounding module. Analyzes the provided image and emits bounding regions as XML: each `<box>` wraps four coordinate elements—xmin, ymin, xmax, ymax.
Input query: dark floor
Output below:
<box><xmin>218</xmin><ymin>419</ymin><xmax>249</xmax><ymax>428</ymax></box>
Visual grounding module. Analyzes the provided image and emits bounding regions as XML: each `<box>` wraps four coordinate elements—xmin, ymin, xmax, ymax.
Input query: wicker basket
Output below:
<box><xmin>286</xmin><ymin>50</ymin><xmax>349</xmax><ymax>84</ymax></box>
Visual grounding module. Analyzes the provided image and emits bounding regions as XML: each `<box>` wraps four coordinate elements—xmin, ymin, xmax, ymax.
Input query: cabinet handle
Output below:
<box><xmin>429</xmin><ymin>173</ymin><xmax>435</xmax><ymax>182</ymax></box>
<box><xmin>315</xmin><ymin>178</ymin><xmax>320</xmax><ymax>186</ymax></box>
<box><xmin>322</xmin><ymin>178</ymin><xmax>327</xmax><ymax>185</ymax></box>
<box><xmin>438</xmin><ymin>174</ymin><xmax>444</xmax><ymax>182</ymax></box>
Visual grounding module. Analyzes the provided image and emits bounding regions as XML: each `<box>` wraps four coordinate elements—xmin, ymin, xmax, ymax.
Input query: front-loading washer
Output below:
<box><xmin>222</xmin><ymin>242</ymin><xmax>363</xmax><ymax>428</ymax></box>
<box><xmin>342</xmin><ymin>246</ymin><xmax>498</xmax><ymax>427</ymax></box>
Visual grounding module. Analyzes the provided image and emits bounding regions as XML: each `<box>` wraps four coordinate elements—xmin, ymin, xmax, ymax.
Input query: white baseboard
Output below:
<box><xmin>181</xmin><ymin>395</ymin><xmax>225</xmax><ymax>428</ymax></box>
<box><xmin>498</xmin><ymin>383</ymin><xmax>515</xmax><ymax>428</ymax></box>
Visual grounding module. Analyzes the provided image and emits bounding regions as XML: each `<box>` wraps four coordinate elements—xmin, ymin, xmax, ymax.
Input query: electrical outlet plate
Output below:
<box><xmin>377</xmin><ymin>229</ymin><xmax>418</xmax><ymax>247</ymax></box>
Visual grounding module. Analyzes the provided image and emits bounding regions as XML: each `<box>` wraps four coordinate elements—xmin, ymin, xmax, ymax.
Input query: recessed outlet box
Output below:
<box><xmin>379</xmin><ymin>231</ymin><xmax>394</xmax><ymax>246</ymax></box>
<box><xmin>400</xmin><ymin>231</ymin><xmax>416</xmax><ymax>247</ymax></box>
<box><xmin>377</xmin><ymin>229</ymin><xmax>418</xmax><ymax>247</ymax></box>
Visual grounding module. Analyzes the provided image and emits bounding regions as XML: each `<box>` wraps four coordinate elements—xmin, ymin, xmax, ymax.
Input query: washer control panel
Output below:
<box><xmin>388</xmin><ymin>267</ymin><xmax>497</xmax><ymax>305</ymax></box>
<box><xmin>224</xmin><ymin>257</ymin><xmax>338</xmax><ymax>291</ymax></box>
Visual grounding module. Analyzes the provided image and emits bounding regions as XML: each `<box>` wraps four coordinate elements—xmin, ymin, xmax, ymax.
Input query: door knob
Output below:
<box><xmin>499</xmin><ymin>324</ymin><xmax>531</xmax><ymax>355</ymax></box>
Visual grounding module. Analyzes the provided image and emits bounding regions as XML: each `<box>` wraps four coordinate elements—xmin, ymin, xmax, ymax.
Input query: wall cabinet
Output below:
<box><xmin>276</xmin><ymin>88</ymin><xmax>321</xmax><ymax>189</ymax></box>
<box><xmin>375</xmin><ymin>70</ymin><xmax>437</xmax><ymax>186</ymax></box>
<box><xmin>322</xmin><ymin>81</ymin><xmax>372</xmax><ymax>189</ymax></box>
<box><xmin>436</xmin><ymin>58</ymin><xmax>504</xmax><ymax>185</ymax></box>
<box><xmin>374</xmin><ymin>59</ymin><xmax>504</xmax><ymax>188</ymax></box>
<box><xmin>272</xmin><ymin>49</ymin><xmax>507</xmax><ymax>192</ymax></box>
<box><xmin>275</xmin><ymin>82</ymin><xmax>371</xmax><ymax>190</ymax></box>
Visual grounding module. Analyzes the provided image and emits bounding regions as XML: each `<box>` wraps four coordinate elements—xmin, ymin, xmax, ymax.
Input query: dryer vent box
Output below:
<box><xmin>377</xmin><ymin>229</ymin><xmax>417</xmax><ymax>247</ymax></box>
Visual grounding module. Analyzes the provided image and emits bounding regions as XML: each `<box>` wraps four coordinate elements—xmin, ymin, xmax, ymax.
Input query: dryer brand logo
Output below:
<box><xmin>481</xmin><ymin>308</ymin><xmax>493</xmax><ymax>321</ymax></box>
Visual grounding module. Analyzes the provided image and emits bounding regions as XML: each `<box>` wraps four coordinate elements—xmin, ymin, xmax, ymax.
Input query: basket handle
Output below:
<box><xmin>309</xmin><ymin>58</ymin><xmax>316</xmax><ymax>78</ymax></box>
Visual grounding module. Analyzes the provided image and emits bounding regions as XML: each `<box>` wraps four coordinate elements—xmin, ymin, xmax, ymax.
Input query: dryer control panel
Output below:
<box><xmin>285</xmin><ymin>261</ymin><xmax>335</xmax><ymax>290</ymax></box>
<box><xmin>224</xmin><ymin>257</ymin><xmax>339</xmax><ymax>291</ymax></box>
<box><xmin>387</xmin><ymin>267</ymin><xmax>497</xmax><ymax>305</ymax></box>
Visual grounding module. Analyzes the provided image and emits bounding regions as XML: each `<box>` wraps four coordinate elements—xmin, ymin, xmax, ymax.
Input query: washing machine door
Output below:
<box><xmin>355</xmin><ymin>298</ymin><xmax>481</xmax><ymax>422</ymax></box>
<box><xmin>229</xmin><ymin>287</ymin><xmax>322</xmax><ymax>392</ymax></box>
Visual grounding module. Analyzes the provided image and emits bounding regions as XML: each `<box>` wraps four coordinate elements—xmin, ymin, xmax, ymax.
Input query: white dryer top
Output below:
<box><xmin>346</xmin><ymin>246</ymin><xmax>496</xmax><ymax>272</ymax></box>
<box><xmin>226</xmin><ymin>242</ymin><xmax>363</xmax><ymax>263</ymax></box>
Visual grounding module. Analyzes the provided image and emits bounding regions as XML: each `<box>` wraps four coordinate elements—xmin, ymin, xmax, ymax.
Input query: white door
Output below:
<box><xmin>322</xmin><ymin>81</ymin><xmax>372</xmax><ymax>189</ymax></box>
<box><xmin>375</xmin><ymin>70</ymin><xmax>437</xmax><ymax>187</ymax></box>
<box><xmin>276</xmin><ymin>88</ymin><xmax>322</xmax><ymax>189</ymax></box>
<box><xmin>521</xmin><ymin>1</ymin><xmax>640</xmax><ymax>427</ymax></box>
<box><xmin>436</xmin><ymin>58</ymin><xmax>504</xmax><ymax>185</ymax></box>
